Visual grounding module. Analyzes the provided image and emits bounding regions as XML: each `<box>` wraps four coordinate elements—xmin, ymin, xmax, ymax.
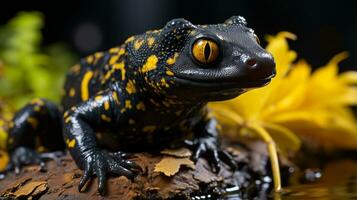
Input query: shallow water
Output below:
<box><xmin>221</xmin><ymin>159</ymin><xmax>357</xmax><ymax>200</ymax></box>
<box><xmin>279</xmin><ymin>159</ymin><xmax>357</xmax><ymax>200</ymax></box>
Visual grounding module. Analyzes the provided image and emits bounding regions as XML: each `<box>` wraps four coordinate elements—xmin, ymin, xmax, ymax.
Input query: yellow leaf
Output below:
<box><xmin>154</xmin><ymin>156</ymin><xmax>195</xmax><ymax>176</ymax></box>
<box><xmin>265</xmin><ymin>32</ymin><xmax>297</xmax><ymax>79</ymax></box>
<box><xmin>268</xmin><ymin>108</ymin><xmax>357</xmax><ymax>150</ymax></box>
<box><xmin>262</xmin><ymin>60</ymin><xmax>310</xmax><ymax>117</ymax></box>
<box><xmin>5</xmin><ymin>181</ymin><xmax>48</xmax><ymax>198</ymax></box>
<box><xmin>303</xmin><ymin>52</ymin><xmax>352</xmax><ymax>108</ymax></box>
<box><xmin>311</xmin><ymin>52</ymin><xmax>348</xmax><ymax>83</ymax></box>
<box><xmin>340</xmin><ymin>71</ymin><xmax>357</xmax><ymax>84</ymax></box>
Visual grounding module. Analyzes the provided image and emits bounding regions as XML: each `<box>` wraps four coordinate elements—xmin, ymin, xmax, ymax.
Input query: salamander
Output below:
<box><xmin>3</xmin><ymin>16</ymin><xmax>275</xmax><ymax>195</ymax></box>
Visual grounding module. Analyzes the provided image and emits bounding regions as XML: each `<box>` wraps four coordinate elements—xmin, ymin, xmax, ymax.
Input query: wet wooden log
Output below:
<box><xmin>0</xmin><ymin>142</ymin><xmax>280</xmax><ymax>199</ymax></box>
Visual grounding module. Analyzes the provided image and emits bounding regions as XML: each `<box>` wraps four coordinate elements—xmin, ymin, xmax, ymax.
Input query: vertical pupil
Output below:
<box><xmin>204</xmin><ymin>42</ymin><xmax>211</xmax><ymax>61</ymax></box>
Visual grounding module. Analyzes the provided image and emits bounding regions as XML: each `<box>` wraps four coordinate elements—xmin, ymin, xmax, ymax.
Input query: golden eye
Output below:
<box><xmin>192</xmin><ymin>38</ymin><xmax>219</xmax><ymax>65</ymax></box>
<box><xmin>254</xmin><ymin>34</ymin><xmax>260</xmax><ymax>45</ymax></box>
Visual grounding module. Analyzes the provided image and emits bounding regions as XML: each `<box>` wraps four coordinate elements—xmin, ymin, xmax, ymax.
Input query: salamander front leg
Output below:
<box><xmin>63</xmin><ymin>92</ymin><xmax>141</xmax><ymax>195</ymax></box>
<box><xmin>185</xmin><ymin>116</ymin><xmax>237</xmax><ymax>173</ymax></box>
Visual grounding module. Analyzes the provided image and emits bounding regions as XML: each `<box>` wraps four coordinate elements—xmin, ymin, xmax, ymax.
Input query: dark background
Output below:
<box><xmin>1</xmin><ymin>0</ymin><xmax>356</xmax><ymax>71</ymax></box>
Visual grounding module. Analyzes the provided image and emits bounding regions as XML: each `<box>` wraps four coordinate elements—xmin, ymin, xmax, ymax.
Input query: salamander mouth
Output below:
<box><xmin>173</xmin><ymin>74</ymin><xmax>274</xmax><ymax>90</ymax></box>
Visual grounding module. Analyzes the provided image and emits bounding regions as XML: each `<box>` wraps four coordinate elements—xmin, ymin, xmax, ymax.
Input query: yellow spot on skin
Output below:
<box><xmin>116</xmin><ymin>62</ymin><xmax>126</xmax><ymax>80</ymax></box>
<box><xmin>125</xmin><ymin>80</ymin><xmax>137</xmax><ymax>94</ymax></box>
<box><xmin>109</xmin><ymin>47</ymin><xmax>120</xmax><ymax>53</ymax></box>
<box><xmin>125</xmin><ymin>100</ymin><xmax>132</xmax><ymax>109</ymax></box>
<box><xmin>86</xmin><ymin>55</ymin><xmax>94</xmax><ymax>63</ymax></box>
<box><xmin>128</xmin><ymin>119</ymin><xmax>135</xmax><ymax>125</ymax></box>
<box><xmin>109</xmin><ymin>55</ymin><xmax>120</xmax><ymax>65</ymax></box>
<box><xmin>125</xmin><ymin>36</ymin><xmax>135</xmax><ymax>43</ymax></box>
<box><xmin>136</xmin><ymin>102</ymin><xmax>146</xmax><ymax>111</ymax></box>
<box><xmin>118</xmin><ymin>48</ymin><xmax>125</xmax><ymax>57</ymax></box>
<box><xmin>104</xmin><ymin>101</ymin><xmax>110</xmax><ymax>110</ymax></box>
<box><xmin>103</xmin><ymin>68</ymin><xmax>114</xmax><ymax>81</ymax></box>
<box><xmin>112</xmin><ymin>92</ymin><xmax>120</xmax><ymax>104</ymax></box>
<box><xmin>120</xmin><ymin>108</ymin><xmax>126</xmax><ymax>113</ymax></box>
<box><xmin>8</xmin><ymin>137</ymin><xmax>14</xmax><ymax>144</ymax></box>
<box><xmin>147</xmin><ymin>37</ymin><xmax>155</xmax><ymax>47</ymax></box>
<box><xmin>64</xmin><ymin>111</ymin><xmax>69</xmax><ymax>118</ymax></box>
<box><xmin>95</xmin><ymin>95</ymin><xmax>103</xmax><ymax>101</ymax></box>
<box><xmin>160</xmin><ymin>78</ymin><xmax>170</xmax><ymax>88</ymax></box>
<box><xmin>27</xmin><ymin>117</ymin><xmax>38</xmax><ymax>129</ymax></box>
<box><xmin>142</xmin><ymin>125</ymin><xmax>156</xmax><ymax>133</ymax></box>
<box><xmin>37</xmin><ymin>146</ymin><xmax>46</xmax><ymax>152</ymax></box>
<box><xmin>101</xmin><ymin>114</ymin><xmax>112</xmax><ymax>122</ymax></box>
<box><xmin>166</xmin><ymin>53</ymin><xmax>179</xmax><ymax>65</ymax></box>
<box><xmin>166</xmin><ymin>70</ymin><xmax>174</xmax><ymax>76</ymax></box>
<box><xmin>95</xmin><ymin>52</ymin><xmax>104</xmax><ymax>59</ymax></box>
<box><xmin>93</xmin><ymin>52</ymin><xmax>103</xmax><ymax>64</ymax></box>
<box><xmin>103</xmin><ymin>61</ymin><xmax>126</xmax><ymax>81</ymax></box>
<box><xmin>69</xmin><ymin>88</ymin><xmax>76</xmax><ymax>97</ymax></box>
<box><xmin>31</xmin><ymin>98</ymin><xmax>44</xmax><ymax>106</ymax></box>
<box><xmin>141</xmin><ymin>55</ymin><xmax>158</xmax><ymax>73</ymax></box>
<box><xmin>81</xmin><ymin>71</ymin><xmax>93</xmax><ymax>101</ymax></box>
<box><xmin>70</xmin><ymin>64</ymin><xmax>81</xmax><ymax>74</ymax></box>
<box><xmin>134</xmin><ymin>39</ymin><xmax>144</xmax><ymax>50</ymax></box>
<box><xmin>65</xmin><ymin>117</ymin><xmax>71</xmax><ymax>123</ymax></box>
<box><xmin>66</xmin><ymin>139</ymin><xmax>76</xmax><ymax>148</ymax></box>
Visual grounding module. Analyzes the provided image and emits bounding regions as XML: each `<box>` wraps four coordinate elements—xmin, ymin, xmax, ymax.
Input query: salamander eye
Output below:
<box><xmin>192</xmin><ymin>38</ymin><xmax>219</xmax><ymax>65</ymax></box>
<box><xmin>253</xmin><ymin>34</ymin><xmax>260</xmax><ymax>45</ymax></box>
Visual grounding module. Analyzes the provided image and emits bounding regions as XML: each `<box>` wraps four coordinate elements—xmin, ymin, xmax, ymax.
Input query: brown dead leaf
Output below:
<box><xmin>63</xmin><ymin>173</ymin><xmax>74</xmax><ymax>183</ymax></box>
<box><xmin>154</xmin><ymin>156</ymin><xmax>195</xmax><ymax>176</ymax></box>
<box><xmin>11</xmin><ymin>181</ymin><xmax>48</xmax><ymax>198</ymax></box>
<box><xmin>28</xmin><ymin>182</ymin><xmax>48</xmax><ymax>197</ymax></box>
<box><xmin>161</xmin><ymin>148</ymin><xmax>192</xmax><ymax>158</ymax></box>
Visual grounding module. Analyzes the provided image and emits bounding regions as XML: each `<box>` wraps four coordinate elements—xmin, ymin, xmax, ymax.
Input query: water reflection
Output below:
<box><xmin>220</xmin><ymin>159</ymin><xmax>357</xmax><ymax>200</ymax></box>
<box><xmin>278</xmin><ymin>159</ymin><xmax>357</xmax><ymax>200</ymax></box>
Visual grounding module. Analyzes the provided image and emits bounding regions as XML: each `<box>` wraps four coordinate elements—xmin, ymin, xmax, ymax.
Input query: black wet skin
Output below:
<box><xmin>3</xmin><ymin>16</ymin><xmax>275</xmax><ymax>195</ymax></box>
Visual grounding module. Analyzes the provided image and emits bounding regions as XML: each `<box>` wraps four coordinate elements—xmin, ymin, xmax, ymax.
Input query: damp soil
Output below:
<box><xmin>1</xmin><ymin>142</ymin><xmax>356</xmax><ymax>200</ymax></box>
<box><xmin>0</xmin><ymin>141</ymin><xmax>289</xmax><ymax>200</ymax></box>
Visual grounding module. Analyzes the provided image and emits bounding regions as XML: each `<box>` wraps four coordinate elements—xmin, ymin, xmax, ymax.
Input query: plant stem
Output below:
<box><xmin>249</xmin><ymin>122</ymin><xmax>282</xmax><ymax>192</ymax></box>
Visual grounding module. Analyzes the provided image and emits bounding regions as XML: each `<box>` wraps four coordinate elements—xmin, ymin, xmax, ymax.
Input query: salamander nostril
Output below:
<box><xmin>246</xmin><ymin>59</ymin><xmax>258</xmax><ymax>67</ymax></box>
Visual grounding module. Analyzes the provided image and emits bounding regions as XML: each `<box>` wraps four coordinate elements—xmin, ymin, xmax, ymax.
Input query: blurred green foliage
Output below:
<box><xmin>0</xmin><ymin>11</ymin><xmax>77</xmax><ymax>108</ymax></box>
